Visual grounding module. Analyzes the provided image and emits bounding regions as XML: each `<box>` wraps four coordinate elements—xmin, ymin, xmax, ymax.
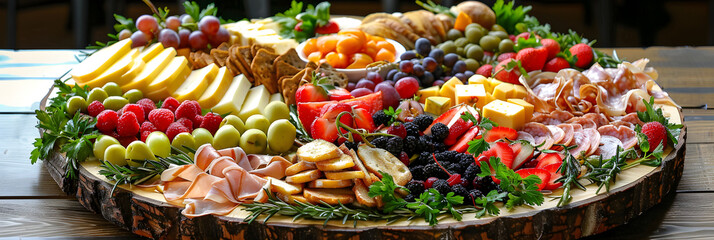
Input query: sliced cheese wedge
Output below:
<box><xmin>121</xmin><ymin>48</ymin><xmax>177</xmax><ymax>92</ymax></box>
<box><xmin>238</xmin><ymin>85</ymin><xmax>270</xmax><ymax>121</ymax></box>
<box><xmin>211</xmin><ymin>74</ymin><xmax>251</xmax><ymax>116</ymax></box>
<box><xmin>145</xmin><ymin>56</ymin><xmax>191</xmax><ymax>101</ymax></box>
<box><xmin>138</xmin><ymin>43</ymin><xmax>164</xmax><ymax>62</ymax></box>
<box><xmin>270</xmin><ymin>92</ymin><xmax>283</xmax><ymax>103</ymax></box>
<box><xmin>71</xmin><ymin>38</ymin><xmax>132</xmax><ymax>83</ymax></box>
<box><xmin>117</xmin><ymin>58</ymin><xmax>146</xmax><ymax>85</ymax></box>
<box><xmin>198</xmin><ymin>66</ymin><xmax>234</xmax><ymax>109</ymax></box>
<box><xmin>81</xmin><ymin>48</ymin><xmax>139</xmax><ymax>88</ymax></box>
<box><xmin>172</xmin><ymin>63</ymin><xmax>219</xmax><ymax>102</ymax></box>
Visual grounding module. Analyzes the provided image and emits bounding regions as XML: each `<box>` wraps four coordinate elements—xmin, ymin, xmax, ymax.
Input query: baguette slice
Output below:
<box><xmin>315</xmin><ymin>153</ymin><xmax>355</xmax><ymax>171</ymax></box>
<box><xmin>353</xmin><ymin>178</ymin><xmax>377</xmax><ymax>207</ymax></box>
<box><xmin>267</xmin><ymin>177</ymin><xmax>303</xmax><ymax>195</ymax></box>
<box><xmin>285</xmin><ymin>161</ymin><xmax>316</xmax><ymax>176</ymax></box>
<box><xmin>324</xmin><ymin>170</ymin><xmax>366</xmax><ymax>180</ymax></box>
<box><xmin>308</xmin><ymin>179</ymin><xmax>354</xmax><ymax>189</ymax></box>
<box><xmin>303</xmin><ymin>188</ymin><xmax>355</xmax><ymax>205</ymax></box>
<box><xmin>346</xmin><ymin>148</ymin><xmax>372</xmax><ymax>185</ymax></box>
<box><xmin>285</xmin><ymin>169</ymin><xmax>322</xmax><ymax>184</ymax></box>
<box><xmin>297</xmin><ymin>139</ymin><xmax>341</xmax><ymax>162</ymax></box>
<box><xmin>276</xmin><ymin>192</ymin><xmax>308</xmax><ymax>205</ymax></box>
<box><xmin>357</xmin><ymin>145</ymin><xmax>412</xmax><ymax>186</ymax></box>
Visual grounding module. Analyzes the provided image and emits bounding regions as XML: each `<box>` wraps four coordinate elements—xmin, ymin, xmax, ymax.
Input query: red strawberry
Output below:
<box><xmin>543</xmin><ymin>57</ymin><xmax>570</xmax><ymax>73</ymax></box>
<box><xmin>539</xmin><ymin>38</ymin><xmax>560</xmax><ymax>60</ymax></box>
<box><xmin>340</xmin><ymin>91</ymin><xmax>383</xmax><ymax>116</ymax></box>
<box><xmin>641</xmin><ymin>121</ymin><xmax>667</xmax><ymax>151</ymax></box>
<box><xmin>176</xmin><ymin>117</ymin><xmax>194</xmax><ymax>131</ymax></box>
<box><xmin>515</xmin><ymin>168</ymin><xmax>551</xmax><ymax>191</ymax></box>
<box><xmin>297</xmin><ymin>101</ymin><xmax>336</xmax><ymax>134</ymax></box>
<box><xmin>515</xmin><ymin>32</ymin><xmax>532</xmax><ymax>41</ymax></box>
<box><xmin>200</xmin><ymin>112</ymin><xmax>222</xmax><ymax>134</ymax></box>
<box><xmin>136</xmin><ymin>98</ymin><xmax>156</xmax><ymax>117</ymax></box>
<box><xmin>87</xmin><ymin>101</ymin><xmax>105</xmax><ymax>117</ymax></box>
<box><xmin>476</xmin><ymin>64</ymin><xmax>493</xmax><ymax>77</ymax></box>
<box><xmin>476</xmin><ymin>148</ymin><xmax>498</xmax><ymax>165</ymax></box>
<box><xmin>536</xmin><ymin>152</ymin><xmax>563</xmax><ymax>169</ymax></box>
<box><xmin>140</xmin><ymin>121</ymin><xmax>158</xmax><ymax>133</ymax></box>
<box><xmin>497</xmin><ymin>52</ymin><xmax>516</xmax><ymax>62</ymax></box>
<box><xmin>329</xmin><ymin>88</ymin><xmax>353</xmax><ymax>101</ymax></box>
<box><xmin>493</xmin><ymin>59</ymin><xmax>521</xmax><ymax>84</ymax></box>
<box><xmin>448</xmin><ymin>126</ymin><xmax>480</xmax><ymax>153</ymax></box>
<box><xmin>120</xmin><ymin>104</ymin><xmax>145</xmax><ymax>123</ymax></box>
<box><xmin>387</xmin><ymin>123</ymin><xmax>407</xmax><ymax>139</ymax></box>
<box><xmin>148</xmin><ymin>109</ymin><xmax>174</xmax><ymax>132</ymax></box>
<box><xmin>424</xmin><ymin>105</ymin><xmax>479</xmax><ymax>135</ymax></box>
<box><xmin>492</xmin><ymin>142</ymin><xmax>515</xmax><ymax>169</ymax></box>
<box><xmin>96</xmin><ymin>110</ymin><xmax>119</xmax><ymax>133</ymax></box>
<box><xmin>424</xmin><ymin>177</ymin><xmax>439</xmax><ymax>189</ymax></box>
<box><xmin>541</xmin><ymin>163</ymin><xmax>563</xmax><ymax>190</ymax></box>
<box><xmin>444</xmin><ymin>118</ymin><xmax>474</xmax><ymax>146</ymax></box>
<box><xmin>569</xmin><ymin>43</ymin><xmax>594</xmax><ymax>68</ymax></box>
<box><xmin>320</xmin><ymin>103</ymin><xmax>354</xmax><ymax>128</ymax></box>
<box><xmin>166</xmin><ymin>122</ymin><xmax>189</xmax><ymax>141</ymax></box>
<box><xmin>311</xmin><ymin>103</ymin><xmax>353</xmax><ymax>142</ymax></box>
<box><xmin>175</xmin><ymin>101</ymin><xmax>199</xmax><ymax>121</ymax></box>
<box><xmin>296</xmin><ymin>83</ymin><xmax>329</xmax><ymax>103</ymax></box>
<box><xmin>315</xmin><ymin>20</ymin><xmax>340</xmax><ymax>34</ymax></box>
<box><xmin>515</xmin><ymin>47</ymin><xmax>548</xmax><ymax>72</ymax></box>
<box><xmin>117</xmin><ymin>112</ymin><xmax>140</xmax><ymax>137</ymax></box>
<box><xmin>161</xmin><ymin>97</ymin><xmax>180</xmax><ymax>112</ymax></box>
<box><xmin>484</xmin><ymin>126</ymin><xmax>518</xmax><ymax>142</ymax></box>
<box><xmin>352</xmin><ymin>107</ymin><xmax>376</xmax><ymax>132</ymax></box>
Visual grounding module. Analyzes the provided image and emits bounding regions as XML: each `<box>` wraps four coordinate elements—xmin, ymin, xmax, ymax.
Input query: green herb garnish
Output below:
<box><xmin>478</xmin><ymin>157</ymin><xmax>544</xmax><ymax>209</ymax></box>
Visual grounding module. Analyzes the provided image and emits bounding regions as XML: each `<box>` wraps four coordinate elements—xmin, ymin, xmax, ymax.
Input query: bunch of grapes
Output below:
<box><xmin>118</xmin><ymin>14</ymin><xmax>230</xmax><ymax>50</ymax></box>
<box><xmin>385</xmin><ymin>38</ymin><xmax>476</xmax><ymax>88</ymax></box>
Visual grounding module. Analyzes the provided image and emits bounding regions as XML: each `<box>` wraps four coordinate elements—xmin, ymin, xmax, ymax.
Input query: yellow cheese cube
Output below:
<box><xmin>438</xmin><ymin>77</ymin><xmax>463</xmax><ymax>106</ymax></box>
<box><xmin>507</xmin><ymin>98</ymin><xmax>534</xmax><ymax>122</ymax></box>
<box><xmin>173</xmin><ymin>63</ymin><xmax>219</xmax><ymax>101</ymax></box>
<box><xmin>455</xmin><ymin>84</ymin><xmax>488</xmax><ymax>109</ymax></box>
<box><xmin>121</xmin><ymin>48</ymin><xmax>177</xmax><ymax>92</ymax></box>
<box><xmin>71</xmin><ymin>38</ymin><xmax>132</xmax><ymax>83</ymax></box>
<box><xmin>238</xmin><ymin>85</ymin><xmax>270</xmax><ymax>121</ymax></box>
<box><xmin>138</xmin><ymin>43</ymin><xmax>164</xmax><ymax>62</ymax></box>
<box><xmin>492</xmin><ymin>83</ymin><xmax>514</xmax><ymax>101</ymax></box>
<box><xmin>468</xmin><ymin>74</ymin><xmax>489</xmax><ymax>87</ymax></box>
<box><xmin>198</xmin><ymin>66</ymin><xmax>234</xmax><ymax>109</ymax></box>
<box><xmin>486</xmin><ymin>78</ymin><xmax>505</xmax><ymax>92</ymax></box>
<box><xmin>145</xmin><ymin>56</ymin><xmax>191</xmax><ymax>101</ymax></box>
<box><xmin>417</xmin><ymin>86</ymin><xmax>440</xmax><ymax>104</ymax></box>
<box><xmin>425</xmin><ymin>96</ymin><xmax>451</xmax><ymax>116</ymax></box>
<box><xmin>482</xmin><ymin>100</ymin><xmax>526</xmax><ymax>130</ymax></box>
<box><xmin>512</xmin><ymin>85</ymin><xmax>528</xmax><ymax>99</ymax></box>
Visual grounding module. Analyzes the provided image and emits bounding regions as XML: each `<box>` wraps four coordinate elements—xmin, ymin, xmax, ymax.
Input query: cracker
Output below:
<box><xmin>251</xmin><ymin>44</ymin><xmax>275</xmax><ymax>56</ymax></box>
<box><xmin>317</xmin><ymin>63</ymin><xmax>348</xmax><ymax>88</ymax></box>
<box><xmin>210</xmin><ymin>48</ymin><xmax>229</xmax><ymax>67</ymax></box>
<box><xmin>236</xmin><ymin>46</ymin><xmax>255</xmax><ymax>80</ymax></box>
<box><xmin>251</xmin><ymin>49</ymin><xmax>280</xmax><ymax>94</ymax></box>
<box><xmin>274</xmin><ymin>48</ymin><xmax>305</xmax><ymax>69</ymax></box>
<box><xmin>229</xmin><ymin>46</ymin><xmax>254</xmax><ymax>82</ymax></box>
<box><xmin>274</xmin><ymin>60</ymin><xmax>300</xmax><ymax>83</ymax></box>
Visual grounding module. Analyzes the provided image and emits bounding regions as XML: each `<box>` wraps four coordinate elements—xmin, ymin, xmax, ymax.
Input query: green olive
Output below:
<box><xmin>439</xmin><ymin>41</ymin><xmax>457</xmax><ymax>54</ymax></box>
<box><xmin>466</xmin><ymin>45</ymin><xmax>484</xmax><ymax>61</ymax></box>
<box><xmin>465</xmin><ymin>28</ymin><xmax>485</xmax><ymax>44</ymax></box>
<box><xmin>102</xmin><ymin>82</ymin><xmax>123</xmax><ymax>96</ymax></box>
<box><xmin>456</xmin><ymin>47</ymin><xmax>465</xmax><ymax>57</ymax></box>
<box><xmin>66</xmin><ymin>96</ymin><xmax>87</xmax><ymax>115</ymax></box>
<box><xmin>103</xmin><ymin>96</ymin><xmax>129</xmax><ymax>111</ymax></box>
<box><xmin>454</xmin><ymin>37</ymin><xmax>468</xmax><ymax>48</ymax></box>
<box><xmin>488</xmin><ymin>31</ymin><xmax>508</xmax><ymax>41</ymax></box>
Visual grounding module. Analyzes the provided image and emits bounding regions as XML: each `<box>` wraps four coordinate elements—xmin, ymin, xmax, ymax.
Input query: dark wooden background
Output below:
<box><xmin>1</xmin><ymin>47</ymin><xmax>713</xmax><ymax>239</ymax></box>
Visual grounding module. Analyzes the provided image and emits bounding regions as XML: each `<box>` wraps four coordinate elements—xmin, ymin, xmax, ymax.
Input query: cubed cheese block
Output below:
<box><xmin>455</xmin><ymin>84</ymin><xmax>488</xmax><ymax>108</ymax></box>
<box><xmin>417</xmin><ymin>86</ymin><xmax>440</xmax><ymax>104</ymax></box>
<box><xmin>507</xmin><ymin>98</ymin><xmax>534</xmax><ymax>121</ymax></box>
<box><xmin>145</xmin><ymin>56</ymin><xmax>191</xmax><ymax>101</ymax></box>
<box><xmin>71</xmin><ymin>38</ymin><xmax>132</xmax><ymax>83</ymax></box>
<box><xmin>492</xmin><ymin>83</ymin><xmax>514</xmax><ymax>100</ymax></box>
<box><xmin>270</xmin><ymin>92</ymin><xmax>283</xmax><ymax>103</ymax></box>
<box><xmin>512</xmin><ymin>85</ymin><xmax>528</xmax><ymax>99</ymax></box>
<box><xmin>425</xmin><ymin>96</ymin><xmax>451</xmax><ymax>116</ymax></box>
<box><xmin>238</xmin><ymin>85</ymin><xmax>270</xmax><ymax>121</ymax></box>
<box><xmin>198</xmin><ymin>66</ymin><xmax>234</xmax><ymax>109</ymax></box>
<box><xmin>138</xmin><ymin>43</ymin><xmax>164</xmax><ymax>62</ymax></box>
<box><xmin>173</xmin><ymin>63</ymin><xmax>219</xmax><ymax>102</ymax></box>
<box><xmin>438</xmin><ymin>77</ymin><xmax>464</xmax><ymax>106</ymax></box>
<box><xmin>82</xmin><ymin>48</ymin><xmax>139</xmax><ymax>88</ymax></box>
<box><xmin>121</xmin><ymin>48</ymin><xmax>177</xmax><ymax>92</ymax></box>
<box><xmin>486</xmin><ymin>78</ymin><xmax>505</xmax><ymax>92</ymax></box>
<box><xmin>482</xmin><ymin>100</ymin><xmax>526</xmax><ymax>130</ymax></box>
<box><xmin>468</xmin><ymin>74</ymin><xmax>489</xmax><ymax>86</ymax></box>
<box><xmin>211</xmin><ymin>74</ymin><xmax>252</xmax><ymax>116</ymax></box>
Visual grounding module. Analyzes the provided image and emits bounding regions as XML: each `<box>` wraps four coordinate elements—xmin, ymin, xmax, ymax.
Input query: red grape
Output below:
<box><xmin>365</xmin><ymin>71</ymin><xmax>383</xmax><ymax>84</ymax></box>
<box><xmin>158</xmin><ymin>29</ymin><xmax>179</xmax><ymax>49</ymax></box>
<box><xmin>130</xmin><ymin>31</ymin><xmax>149</xmax><ymax>48</ymax></box>
<box><xmin>136</xmin><ymin>15</ymin><xmax>159</xmax><ymax>36</ymax></box>
<box><xmin>178</xmin><ymin>29</ymin><xmax>190</xmax><ymax>48</ymax></box>
<box><xmin>355</xmin><ymin>79</ymin><xmax>375</xmax><ymax>91</ymax></box>
<box><xmin>198</xmin><ymin>16</ymin><xmax>220</xmax><ymax>35</ymax></box>
<box><xmin>375</xmin><ymin>83</ymin><xmax>400</xmax><ymax>109</ymax></box>
<box><xmin>188</xmin><ymin>31</ymin><xmax>208</xmax><ymax>50</ymax></box>
<box><xmin>394</xmin><ymin>77</ymin><xmax>419</xmax><ymax>99</ymax></box>
<box><xmin>165</xmin><ymin>16</ymin><xmax>181</xmax><ymax>31</ymax></box>
<box><xmin>346</xmin><ymin>82</ymin><xmax>356</xmax><ymax>91</ymax></box>
<box><xmin>118</xmin><ymin>29</ymin><xmax>132</xmax><ymax>40</ymax></box>
<box><xmin>213</xmin><ymin>27</ymin><xmax>230</xmax><ymax>45</ymax></box>
<box><xmin>350</xmin><ymin>88</ymin><xmax>373</xmax><ymax>98</ymax></box>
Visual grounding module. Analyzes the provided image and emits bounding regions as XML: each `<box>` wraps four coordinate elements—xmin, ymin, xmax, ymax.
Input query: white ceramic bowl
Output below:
<box><xmin>295</xmin><ymin>38</ymin><xmax>406</xmax><ymax>82</ymax></box>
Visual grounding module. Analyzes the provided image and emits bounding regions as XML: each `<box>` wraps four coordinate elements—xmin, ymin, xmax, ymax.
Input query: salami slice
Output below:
<box><xmin>522</xmin><ymin>122</ymin><xmax>555</xmax><ymax>150</ymax></box>
<box><xmin>597</xmin><ymin>135</ymin><xmax>625</xmax><ymax>159</ymax></box>
<box><xmin>582</xmin><ymin>113</ymin><xmax>609</xmax><ymax>127</ymax></box>
<box><xmin>569</xmin><ymin>130</ymin><xmax>590</xmax><ymax>158</ymax></box>
<box><xmin>531</xmin><ymin>110</ymin><xmax>575</xmax><ymax>125</ymax></box>
<box><xmin>566</xmin><ymin>117</ymin><xmax>597</xmax><ymax>129</ymax></box>
<box><xmin>546</xmin><ymin>125</ymin><xmax>565</xmax><ymax>145</ymax></box>
<box><xmin>557</xmin><ymin>124</ymin><xmax>575</xmax><ymax>147</ymax></box>
<box><xmin>609</xmin><ymin>120</ymin><xmax>635</xmax><ymax>129</ymax></box>
<box><xmin>585</xmin><ymin>128</ymin><xmax>601</xmax><ymax>156</ymax></box>
<box><xmin>598</xmin><ymin>125</ymin><xmax>638</xmax><ymax>150</ymax></box>
<box><xmin>517</xmin><ymin>131</ymin><xmax>536</xmax><ymax>144</ymax></box>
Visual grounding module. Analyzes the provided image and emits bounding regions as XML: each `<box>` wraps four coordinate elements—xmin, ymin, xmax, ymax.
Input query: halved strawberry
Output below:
<box><xmin>424</xmin><ymin>105</ymin><xmax>479</xmax><ymax>135</ymax></box>
<box><xmin>320</xmin><ymin>103</ymin><xmax>354</xmax><ymax>130</ymax></box>
<box><xmin>296</xmin><ymin>83</ymin><xmax>329</xmax><ymax>103</ymax></box>
<box><xmin>510</xmin><ymin>141</ymin><xmax>534</xmax><ymax>170</ymax></box>
<box><xmin>352</xmin><ymin>107</ymin><xmax>376</xmax><ymax>132</ymax></box>
<box><xmin>297</xmin><ymin>101</ymin><xmax>336</xmax><ymax>134</ymax></box>
<box><xmin>484</xmin><ymin>126</ymin><xmax>518</xmax><ymax>142</ymax></box>
<box><xmin>340</xmin><ymin>91</ymin><xmax>382</xmax><ymax>115</ymax></box>
<box><xmin>329</xmin><ymin>88</ymin><xmax>353</xmax><ymax>101</ymax></box>
<box><xmin>536</xmin><ymin>152</ymin><xmax>563</xmax><ymax>169</ymax></box>
<box><xmin>444</xmin><ymin>118</ymin><xmax>474</xmax><ymax>146</ymax></box>
<box><xmin>493</xmin><ymin>58</ymin><xmax>521</xmax><ymax>84</ymax></box>
<box><xmin>541</xmin><ymin>163</ymin><xmax>563</xmax><ymax>190</ymax></box>
<box><xmin>448</xmin><ymin>126</ymin><xmax>480</xmax><ymax>153</ymax></box>
<box><xmin>515</xmin><ymin>168</ymin><xmax>551</xmax><ymax>191</ymax></box>
<box><xmin>311</xmin><ymin>118</ymin><xmax>339</xmax><ymax>142</ymax></box>
<box><xmin>492</xmin><ymin>141</ymin><xmax>515</xmax><ymax>169</ymax></box>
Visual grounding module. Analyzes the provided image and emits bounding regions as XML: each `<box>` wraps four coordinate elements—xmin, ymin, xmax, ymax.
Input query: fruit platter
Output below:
<box><xmin>31</xmin><ymin>0</ymin><xmax>686</xmax><ymax>239</ymax></box>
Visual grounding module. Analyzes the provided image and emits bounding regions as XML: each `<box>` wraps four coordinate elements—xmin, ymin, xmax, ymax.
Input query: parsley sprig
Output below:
<box><xmin>637</xmin><ymin>96</ymin><xmax>683</xmax><ymax>147</ymax></box>
<box><xmin>478</xmin><ymin>157</ymin><xmax>544</xmax><ymax>209</ymax></box>
<box><xmin>272</xmin><ymin>1</ymin><xmax>332</xmax><ymax>42</ymax></box>
<box><xmin>461</xmin><ymin>111</ymin><xmax>497</xmax><ymax>156</ymax></box>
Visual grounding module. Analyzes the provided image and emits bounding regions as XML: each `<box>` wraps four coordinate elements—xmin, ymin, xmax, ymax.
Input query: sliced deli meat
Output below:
<box><xmin>598</xmin><ymin>125</ymin><xmax>638</xmax><ymax>150</ymax></box>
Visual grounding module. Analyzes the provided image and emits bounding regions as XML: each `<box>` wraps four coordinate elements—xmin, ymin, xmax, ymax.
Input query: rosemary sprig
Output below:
<box><xmin>553</xmin><ymin>145</ymin><xmax>585</xmax><ymax>207</ymax></box>
<box><xmin>99</xmin><ymin>147</ymin><xmax>193</xmax><ymax>194</ymax></box>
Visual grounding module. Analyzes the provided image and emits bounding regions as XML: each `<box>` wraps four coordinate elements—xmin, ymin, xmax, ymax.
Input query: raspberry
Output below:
<box><xmin>187</xmin><ymin>100</ymin><xmax>202</xmax><ymax>116</ymax></box>
<box><xmin>176</xmin><ymin>117</ymin><xmax>194</xmax><ymax>131</ymax></box>
<box><xmin>117</xmin><ymin>112</ymin><xmax>140</xmax><ymax>137</ymax></box>
<box><xmin>192</xmin><ymin>115</ymin><xmax>204</xmax><ymax>129</ymax></box>
<box><xmin>166</xmin><ymin>122</ymin><xmax>190</xmax><ymax>141</ymax></box>
<box><xmin>161</xmin><ymin>97</ymin><xmax>180</xmax><ymax>112</ymax></box>
<box><xmin>199</xmin><ymin>112</ymin><xmax>222</xmax><ymax>134</ymax></box>
<box><xmin>141</xmin><ymin>131</ymin><xmax>152</xmax><ymax>142</ymax></box>
<box><xmin>140</xmin><ymin>121</ymin><xmax>158</xmax><ymax>133</ymax></box>
<box><xmin>120</xmin><ymin>104</ymin><xmax>145</xmax><ymax>123</ymax></box>
<box><xmin>103</xmin><ymin>131</ymin><xmax>120</xmax><ymax>139</ymax></box>
<box><xmin>175</xmin><ymin>101</ymin><xmax>199</xmax><ymax>121</ymax></box>
<box><xmin>117</xmin><ymin>135</ymin><xmax>137</xmax><ymax>147</ymax></box>
<box><xmin>87</xmin><ymin>101</ymin><xmax>105</xmax><ymax>117</ymax></box>
<box><xmin>136</xmin><ymin>98</ymin><xmax>156</xmax><ymax>118</ymax></box>
<box><xmin>96</xmin><ymin>110</ymin><xmax>119</xmax><ymax>133</ymax></box>
<box><xmin>148</xmin><ymin>109</ymin><xmax>174</xmax><ymax>132</ymax></box>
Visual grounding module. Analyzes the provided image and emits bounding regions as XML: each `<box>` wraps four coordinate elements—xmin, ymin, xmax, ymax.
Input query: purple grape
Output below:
<box><xmin>399</xmin><ymin>61</ymin><xmax>414</xmax><ymax>74</ymax></box>
<box><xmin>375</xmin><ymin>83</ymin><xmax>400</xmax><ymax>109</ymax></box>
<box><xmin>356</xmin><ymin>79</ymin><xmax>376</xmax><ymax>91</ymax></box>
<box><xmin>400</xmin><ymin>51</ymin><xmax>417</xmax><ymax>61</ymax></box>
<box><xmin>429</xmin><ymin>49</ymin><xmax>445</xmax><ymax>64</ymax></box>
<box><xmin>188</xmin><ymin>31</ymin><xmax>208</xmax><ymax>49</ymax></box>
<box><xmin>158</xmin><ymin>29</ymin><xmax>180</xmax><ymax>49</ymax></box>
<box><xmin>413</xmin><ymin>64</ymin><xmax>425</xmax><ymax>77</ymax></box>
<box><xmin>415</xmin><ymin>38</ymin><xmax>431</xmax><ymax>56</ymax></box>
<box><xmin>386</xmin><ymin>69</ymin><xmax>398</xmax><ymax>80</ymax></box>
<box><xmin>178</xmin><ymin>29</ymin><xmax>191</xmax><ymax>48</ymax></box>
<box><xmin>130</xmin><ymin>31</ymin><xmax>149</xmax><ymax>48</ymax></box>
<box><xmin>454</xmin><ymin>73</ymin><xmax>466</xmax><ymax>82</ymax></box>
<box><xmin>444</xmin><ymin>53</ymin><xmax>459</xmax><ymax>68</ymax></box>
<box><xmin>366</xmin><ymin>71</ymin><xmax>383</xmax><ymax>84</ymax></box>
<box><xmin>464</xmin><ymin>70</ymin><xmax>475</xmax><ymax>80</ymax></box>
<box><xmin>433</xmin><ymin>80</ymin><xmax>445</xmax><ymax>87</ymax></box>
<box><xmin>422</xmin><ymin>57</ymin><xmax>438</xmax><ymax>72</ymax></box>
<box><xmin>394</xmin><ymin>72</ymin><xmax>408</xmax><ymax>81</ymax></box>
<box><xmin>346</xmin><ymin>82</ymin><xmax>356</xmax><ymax>91</ymax></box>
<box><xmin>421</xmin><ymin>72</ymin><xmax>434</xmax><ymax>87</ymax></box>
<box><xmin>383</xmin><ymin>80</ymin><xmax>396</xmax><ymax>86</ymax></box>
<box><xmin>452</xmin><ymin>60</ymin><xmax>467</xmax><ymax>75</ymax></box>
<box><xmin>350</xmin><ymin>88</ymin><xmax>374</xmax><ymax>98</ymax></box>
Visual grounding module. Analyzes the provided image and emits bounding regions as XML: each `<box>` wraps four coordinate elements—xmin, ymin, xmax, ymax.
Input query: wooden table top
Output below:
<box><xmin>1</xmin><ymin>47</ymin><xmax>713</xmax><ymax>239</ymax></box>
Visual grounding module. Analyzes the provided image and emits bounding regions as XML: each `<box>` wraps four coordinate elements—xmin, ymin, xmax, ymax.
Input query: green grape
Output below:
<box><xmin>456</xmin><ymin>47</ymin><xmax>465</xmax><ymax>57</ymax></box>
<box><xmin>263</xmin><ymin>101</ymin><xmax>290</xmax><ymax>123</ymax></box>
<box><xmin>464</xmin><ymin>59</ymin><xmax>481</xmax><ymax>72</ymax></box>
<box><xmin>66</xmin><ymin>96</ymin><xmax>87</xmax><ymax>115</ymax></box>
<box><xmin>145</xmin><ymin>131</ymin><xmax>170</xmax><ymax>158</ymax></box>
<box><xmin>103</xmin><ymin>96</ymin><xmax>129</xmax><ymax>111</ymax></box>
<box><xmin>104</xmin><ymin>144</ymin><xmax>128</xmax><ymax>166</ymax></box>
<box><xmin>87</xmin><ymin>88</ymin><xmax>109</xmax><ymax>103</ymax></box>
<box><xmin>466</xmin><ymin>45</ymin><xmax>484</xmax><ymax>60</ymax></box>
<box><xmin>240</xmin><ymin>129</ymin><xmax>267</xmax><ymax>154</ymax></box>
<box><xmin>499</xmin><ymin>39</ymin><xmax>515</xmax><ymax>53</ymax></box>
<box><xmin>454</xmin><ymin>37</ymin><xmax>468</xmax><ymax>48</ymax></box>
<box><xmin>245</xmin><ymin>115</ymin><xmax>270</xmax><ymax>133</ymax></box>
<box><xmin>465</xmin><ymin>23</ymin><xmax>483</xmax><ymax>32</ymax></box>
<box><xmin>93</xmin><ymin>135</ymin><xmax>120</xmax><ymax>160</ymax></box>
<box><xmin>446</xmin><ymin>29</ymin><xmax>463</xmax><ymax>41</ymax></box>
<box><xmin>171</xmin><ymin>132</ymin><xmax>196</xmax><ymax>153</ymax></box>
<box><xmin>439</xmin><ymin>41</ymin><xmax>457</xmax><ymax>54</ymax></box>
<box><xmin>102</xmin><ymin>82</ymin><xmax>123</xmax><ymax>96</ymax></box>
<box><xmin>479</xmin><ymin>35</ymin><xmax>501</xmax><ymax>52</ymax></box>
<box><xmin>122</xmin><ymin>89</ymin><xmax>143</xmax><ymax>103</ymax></box>
<box><xmin>125</xmin><ymin>140</ymin><xmax>156</xmax><ymax>167</ymax></box>
<box><xmin>488</xmin><ymin>31</ymin><xmax>508</xmax><ymax>41</ymax></box>
<box><xmin>192</xmin><ymin>128</ymin><xmax>214</xmax><ymax>147</ymax></box>
<box><xmin>213</xmin><ymin>125</ymin><xmax>240</xmax><ymax>150</ymax></box>
<box><xmin>220</xmin><ymin>115</ymin><xmax>246</xmax><ymax>134</ymax></box>
<box><xmin>491</xmin><ymin>24</ymin><xmax>506</xmax><ymax>32</ymax></box>
<box><xmin>267</xmin><ymin>119</ymin><xmax>296</xmax><ymax>153</ymax></box>
<box><xmin>465</xmin><ymin>27</ymin><xmax>485</xmax><ymax>44</ymax></box>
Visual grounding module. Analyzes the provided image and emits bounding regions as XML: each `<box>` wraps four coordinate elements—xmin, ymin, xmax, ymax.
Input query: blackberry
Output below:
<box><xmin>458</xmin><ymin>153</ymin><xmax>475</xmax><ymax>169</ymax></box>
<box><xmin>433</xmin><ymin>142</ymin><xmax>447</xmax><ymax>152</ymax></box>
<box><xmin>385</xmin><ymin>136</ymin><xmax>403</xmax><ymax>156</ymax></box>
<box><xmin>372</xmin><ymin>110</ymin><xmax>390</xmax><ymax>126</ymax></box>
<box><xmin>473</xmin><ymin>176</ymin><xmax>497</xmax><ymax>192</ymax></box>
<box><xmin>371</xmin><ymin>136</ymin><xmax>388</xmax><ymax>149</ymax></box>
<box><xmin>447</xmin><ymin>162</ymin><xmax>465</xmax><ymax>175</ymax></box>
<box><xmin>451</xmin><ymin>184</ymin><xmax>470</xmax><ymax>198</ymax></box>
<box><xmin>405</xmin><ymin>180</ymin><xmax>425</xmax><ymax>196</ymax></box>
<box><xmin>413</xmin><ymin>152</ymin><xmax>432</xmax><ymax>166</ymax></box>
<box><xmin>404</xmin><ymin>194</ymin><xmax>416</xmax><ymax>202</ymax></box>
<box><xmin>404</xmin><ymin>122</ymin><xmax>420</xmax><ymax>137</ymax></box>
<box><xmin>409</xmin><ymin>165</ymin><xmax>426</xmax><ymax>180</ymax></box>
<box><xmin>414</xmin><ymin>114</ymin><xmax>434</xmax><ymax>131</ymax></box>
<box><xmin>468</xmin><ymin>189</ymin><xmax>485</xmax><ymax>202</ymax></box>
<box><xmin>430</xmin><ymin>123</ymin><xmax>449</xmax><ymax>141</ymax></box>
<box><xmin>463</xmin><ymin>164</ymin><xmax>481</xmax><ymax>186</ymax></box>
<box><xmin>403</xmin><ymin>136</ymin><xmax>419</xmax><ymax>155</ymax></box>
<box><xmin>432</xmin><ymin>179</ymin><xmax>451</xmax><ymax>196</ymax></box>
<box><xmin>436</xmin><ymin>150</ymin><xmax>458</xmax><ymax>163</ymax></box>
<box><xmin>344</xmin><ymin>141</ymin><xmax>358</xmax><ymax>151</ymax></box>
<box><xmin>423</xmin><ymin>163</ymin><xmax>448</xmax><ymax>179</ymax></box>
